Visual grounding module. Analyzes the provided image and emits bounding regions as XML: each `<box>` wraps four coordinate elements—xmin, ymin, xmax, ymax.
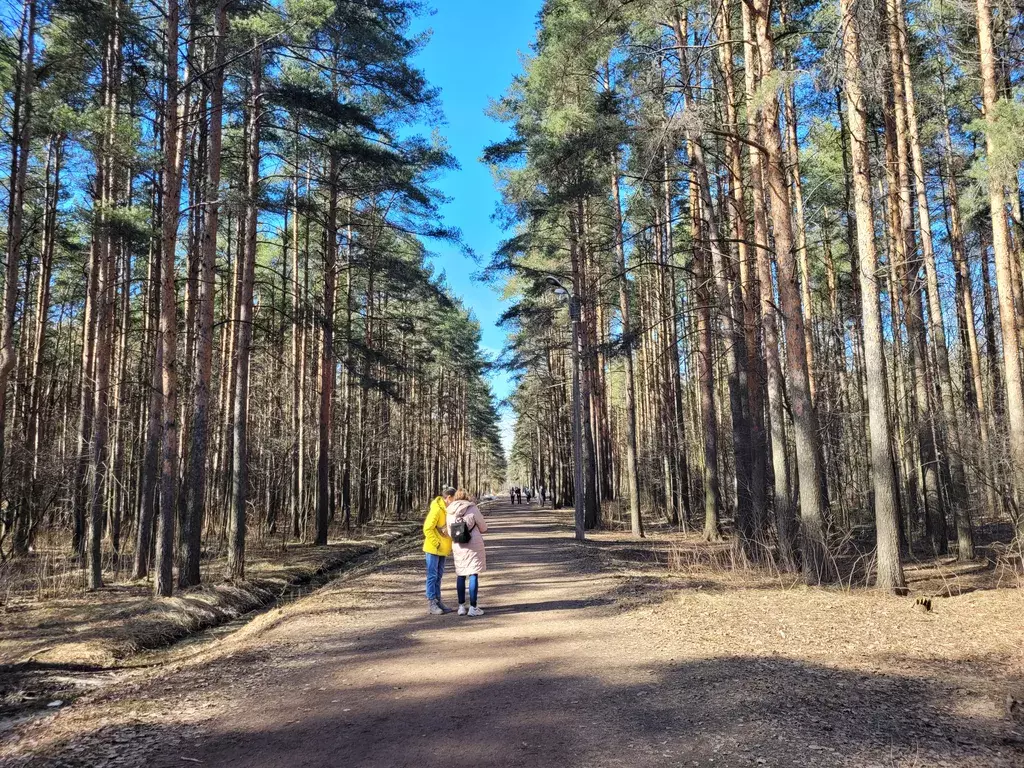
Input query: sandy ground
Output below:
<box><xmin>1</xmin><ymin>503</ymin><xmax>1022</xmax><ymax>768</ymax></box>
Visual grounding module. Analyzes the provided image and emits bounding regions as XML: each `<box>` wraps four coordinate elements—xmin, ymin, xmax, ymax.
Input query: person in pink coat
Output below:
<box><xmin>445</xmin><ymin>489</ymin><xmax>488</xmax><ymax>616</ymax></box>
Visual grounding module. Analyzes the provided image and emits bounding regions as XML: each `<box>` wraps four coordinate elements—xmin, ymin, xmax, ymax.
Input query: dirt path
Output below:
<box><xmin>2</xmin><ymin>503</ymin><xmax>1022</xmax><ymax>767</ymax></box>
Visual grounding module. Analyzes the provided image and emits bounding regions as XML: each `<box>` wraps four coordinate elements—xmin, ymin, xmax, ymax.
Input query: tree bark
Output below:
<box><xmin>841</xmin><ymin>0</ymin><xmax>907</xmax><ymax>592</ymax></box>
<box><xmin>741</xmin><ymin>0</ymin><xmax>795</xmax><ymax>567</ymax></box>
<box><xmin>180</xmin><ymin>0</ymin><xmax>227</xmax><ymax>587</ymax></box>
<box><xmin>611</xmin><ymin>160</ymin><xmax>643</xmax><ymax>537</ymax></box>
<box><xmin>749</xmin><ymin>0</ymin><xmax>830</xmax><ymax>577</ymax></box>
<box><xmin>226</xmin><ymin>50</ymin><xmax>262</xmax><ymax>579</ymax></box>
<box><xmin>891</xmin><ymin>0</ymin><xmax>973</xmax><ymax>557</ymax></box>
<box><xmin>134</xmin><ymin>233</ymin><xmax>162</xmax><ymax>580</ymax></box>
<box><xmin>317</xmin><ymin>151</ymin><xmax>339</xmax><ymax>546</ymax></box>
<box><xmin>0</xmin><ymin>0</ymin><xmax>36</xmax><ymax>520</ymax></box>
<box><xmin>976</xmin><ymin>0</ymin><xmax>1024</xmax><ymax>529</ymax></box>
<box><xmin>155</xmin><ymin>0</ymin><xmax>186</xmax><ymax>597</ymax></box>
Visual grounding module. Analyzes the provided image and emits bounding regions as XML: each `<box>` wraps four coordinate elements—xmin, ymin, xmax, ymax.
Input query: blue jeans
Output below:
<box><xmin>425</xmin><ymin>553</ymin><xmax>445</xmax><ymax>601</ymax></box>
<box><xmin>457</xmin><ymin>574</ymin><xmax>479</xmax><ymax>607</ymax></box>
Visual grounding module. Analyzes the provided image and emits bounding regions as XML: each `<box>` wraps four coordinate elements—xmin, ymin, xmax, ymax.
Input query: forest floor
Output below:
<box><xmin>0</xmin><ymin>522</ymin><xmax>419</xmax><ymax>717</ymax></box>
<box><xmin>1</xmin><ymin>502</ymin><xmax>1022</xmax><ymax>768</ymax></box>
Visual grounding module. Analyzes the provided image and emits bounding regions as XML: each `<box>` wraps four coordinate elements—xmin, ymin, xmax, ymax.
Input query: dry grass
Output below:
<box><xmin>584</xmin><ymin>515</ymin><xmax>1024</xmax><ymax>594</ymax></box>
<box><xmin>578</xmin><ymin>521</ymin><xmax>1024</xmax><ymax>767</ymax></box>
<box><xmin>0</xmin><ymin>522</ymin><xmax>419</xmax><ymax>672</ymax></box>
<box><xmin>0</xmin><ymin>547</ymin><xmax>87</xmax><ymax>605</ymax></box>
<box><xmin>582</xmin><ymin>519</ymin><xmax>1024</xmax><ymax>687</ymax></box>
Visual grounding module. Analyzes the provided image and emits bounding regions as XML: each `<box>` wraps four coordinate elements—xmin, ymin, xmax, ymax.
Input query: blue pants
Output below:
<box><xmin>425</xmin><ymin>553</ymin><xmax>445</xmax><ymax>601</ymax></box>
<box><xmin>457</xmin><ymin>574</ymin><xmax>479</xmax><ymax>607</ymax></box>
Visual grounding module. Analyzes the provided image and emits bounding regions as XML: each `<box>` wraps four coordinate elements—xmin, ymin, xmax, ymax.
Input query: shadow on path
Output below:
<box><xmin>7</xmin><ymin>503</ymin><xmax>1022</xmax><ymax>768</ymax></box>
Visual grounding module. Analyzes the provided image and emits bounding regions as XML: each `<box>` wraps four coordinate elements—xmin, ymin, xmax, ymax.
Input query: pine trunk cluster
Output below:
<box><xmin>496</xmin><ymin>0</ymin><xmax>1024</xmax><ymax>591</ymax></box>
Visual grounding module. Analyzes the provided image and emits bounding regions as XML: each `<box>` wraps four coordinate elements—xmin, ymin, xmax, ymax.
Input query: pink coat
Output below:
<box><xmin>446</xmin><ymin>501</ymin><xmax>488</xmax><ymax>576</ymax></box>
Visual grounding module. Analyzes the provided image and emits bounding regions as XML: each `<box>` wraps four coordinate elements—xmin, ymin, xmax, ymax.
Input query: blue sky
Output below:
<box><xmin>409</xmin><ymin>1</ymin><xmax>542</xmax><ymax>451</ymax></box>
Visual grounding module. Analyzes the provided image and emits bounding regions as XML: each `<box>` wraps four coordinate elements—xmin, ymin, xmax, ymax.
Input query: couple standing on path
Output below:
<box><xmin>422</xmin><ymin>487</ymin><xmax>488</xmax><ymax>616</ymax></box>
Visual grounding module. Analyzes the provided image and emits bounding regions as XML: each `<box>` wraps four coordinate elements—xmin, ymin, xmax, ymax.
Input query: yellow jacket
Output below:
<box><xmin>423</xmin><ymin>496</ymin><xmax>452</xmax><ymax>556</ymax></box>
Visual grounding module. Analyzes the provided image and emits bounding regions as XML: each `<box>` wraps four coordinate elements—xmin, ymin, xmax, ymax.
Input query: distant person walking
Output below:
<box><xmin>509</xmin><ymin>487</ymin><xmax>515</xmax><ymax>505</ymax></box>
<box><xmin>540</xmin><ymin>486</ymin><xmax>546</xmax><ymax>505</ymax></box>
<box><xmin>525</xmin><ymin>488</ymin><xmax>532</xmax><ymax>504</ymax></box>
<box><xmin>515</xmin><ymin>486</ymin><xmax>522</xmax><ymax>505</ymax></box>
<box><xmin>446</xmin><ymin>489</ymin><xmax>488</xmax><ymax>616</ymax></box>
<box><xmin>422</xmin><ymin>486</ymin><xmax>455</xmax><ymax>615</ymax></box>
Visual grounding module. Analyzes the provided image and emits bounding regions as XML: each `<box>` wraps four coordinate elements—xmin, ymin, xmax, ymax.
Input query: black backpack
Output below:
<box><xmin>450</xmin><ymin>517</ymin><xmax>474</xmax><ymax>544</ymax></box>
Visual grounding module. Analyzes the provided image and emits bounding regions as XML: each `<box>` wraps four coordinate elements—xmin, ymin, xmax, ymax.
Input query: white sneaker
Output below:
<box><xmin>428</xmin><ymin>600</ymin><xmax>444</xmax><ymax>616</ymax></box>
<box><xmin>468</xmin><ymin>606</ymin><xmax>484</xmax><ymax>617</ymax></box>
<box><xmin>457</xmin><ymin>604</ymin><xmax>467</xmax><ymax>616</ymax></box>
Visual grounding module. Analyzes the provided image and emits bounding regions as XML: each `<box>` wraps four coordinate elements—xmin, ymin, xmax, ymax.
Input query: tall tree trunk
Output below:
<box><xmin>0</xmin><ymin>0</ymin><xmax>36</xmax><ymax>520</ymax></box>
<box><xmin>720</xmin><ymin>0</ymin><xmax>767</xmax><ymax>546</ymax></box>
<box><xmin>290</xmin><ymin>142</ymin><xmax>303</xmax><ymax>539</ymax></box>
<box><xmin>841</xmin><ymin>0</ymin><xmax>906</xmax><ymax>593</ymax></box>
<box><xmin>741</xmin><ymin>0</ymin><xmax>794</xmax><ymax>567</ymax></box>
<box><xmin>317</xmin><ymin>152</ymin><xmax>339</xmax><ymax>546</ymax></box>
<box><xmin>976</xmin><ymin>0</ymin><xmax>1024</xmax><ymax>529</ymax></box>
<box><xmin>87</xmin><ymin>227</ymin><xmax>115</xmax><ymax>589</ymax></box>
<box><xmin>880</xmin><ymin>0</ymin><xmax>946</xmax><ymax>554</ymax></box>
<box><xmin>691</xmin><ymin>190</ymin><xmax>723</xmax><ymax>541</ymax></box>
<box><xmin>674</xmin><ymin>12</ymin><xmax>752</xmax><ymax>552</ymax></box>
<box><xmin>22</xmin><ymin>135</ymin><xmax>63</xmax><ymax>553</ymax></box>
<box><xmin>782</xmin><ymin>64</ymin><xmax>816</xmax><ymax>404</ymax></box>
<box><xmin>749</xmin><ymin>0</ymin><xmax>829</xmax><ymax>576</ymax></box>
<box><xmin>87</xmin><ymin>5</ymin><xmax>122</xmax><ymax>588</ymax></box>
<box><xmin>180</xmin><ymin>0</ymin><xmax>227</xmax><ymax>587</ymax></box>
<box><xmin>134</xmin><ymin>234</ymin><xmax>162</xmax><ymax>579</ymax></box>
<box><xmin>155</xmin><ymin>0</ymin><xmax>186</xmax><ymax>597</ymax></box>
<box><xmin>941</xmin><ymin>90</ymin><xmax>997</xmax><ymax>530</ymax></box>
<box><xmin>226</xmin><ymin>50</ymin><xmax>261</xmax><ymax>579</ymax></box>
<box><xmin>610</xmin><ymin>160</ymin><xmax>643</xmax><ymax>537</ymax></box>
<box><xmin>892</xmin><ymin>0</ymin><xmax>973</xmax><ymax>557</ymax></box>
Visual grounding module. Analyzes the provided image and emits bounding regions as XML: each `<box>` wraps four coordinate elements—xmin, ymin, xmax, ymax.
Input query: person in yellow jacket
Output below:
<box><xmin>423</xmin><ymin>487</ymin><xmax>456</xmax><ymax>615</ymax></box>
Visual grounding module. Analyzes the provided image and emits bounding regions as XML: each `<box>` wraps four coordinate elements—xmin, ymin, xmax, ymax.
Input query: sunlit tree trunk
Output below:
<box><xmin>674</xmin><ymin>12</ymin><xmax>752</xmax><ymax>552</ymax></box>
<box><xmin>976</xmin><ymin>0</ymin><xmax>1024</xmax><ymax>528</ymax></box>
<box><xmin>0</xmin><ymin>0</ymin><xmax>36</xmax><ymax>525</ymax></box>
<box><xmin>742</xmin><ymin>0</ymin><xmax>795</xmax><ymax>567</ymax></box>
<box><xmin>718</xmin><ymin>1</ymin><xmax>767</xmax><ymax>545</ymax></box>
<box><xmin>180</xmin><ymin>0</ymin><xmax>227</xmax><ymax>587</ymax></box>
<box><xmin>693</xmin><ymin>192</ymin><xmax>722</xmax><ymax>542</ymax></box>
<box><xmin>940</xmin><ymin>89</ymin><xmax>996</xmax><ymax>532</ymax></box>
<box><xmin>749</xmin><ymin>0</ymin><xmax>830</xmax><ymax>579</ymax></box>
<box><xmin>611</xmin><ymin>159</ymin><xmax>643</xmax><ymax>537</ymax></box>
<box><xmin>155</xmin><ymin>0</ymin><xmax>187</xmax><ymax>597</ymax></box>
<box><xmin>134</xmin><ymin>233</ymin><xmax>162</xmax><ymax>580</ymax></box>
<box><xmin>890</xmin><ymin>0</ymin><xmax>973</xmax><ymax>557</ymax></box>
<box><xmin>317</xmin><ymin>151</ymin><xmax>339</xmax><ymax>546</ymax></box>
<box><xmin>781</xmin><ymin>41</ymin><xmax>816</xmax><ymax>404</ymax></box>
<box><xmin>87</xmin><ymin>7</ymin><xmax>122</xmax><ymax>588</ymax></box>
<box><xmin>21</xmin><ymin>135</ymin><xmax>63</xmax><ymax>553</ymax></box>
<box><xmin>841</xmin><ymin>0</ymin><xmax>906</xmax><ymax>592</ymax></box>
<box><xmin>227</xmin><ymin>51</ymin><xmax>262</xmax><ymax>578</ymax></box>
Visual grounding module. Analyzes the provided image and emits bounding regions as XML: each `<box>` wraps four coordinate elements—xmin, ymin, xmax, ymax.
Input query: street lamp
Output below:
<box><xmin>546</xmin><ymin>276</ymin><xmax>585</xmax><ymax>542</ymax></box>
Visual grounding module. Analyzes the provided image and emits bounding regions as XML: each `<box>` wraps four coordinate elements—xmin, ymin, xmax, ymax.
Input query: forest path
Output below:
<box><xmin>3</xmin><ymin>502</ymin><xmax>1021</xmax><ymax>767</ymax></box>
<box><xmin>167</xmin><ymin>501</ymin><xmax>630</xmax><ymax>768</ymax></box>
